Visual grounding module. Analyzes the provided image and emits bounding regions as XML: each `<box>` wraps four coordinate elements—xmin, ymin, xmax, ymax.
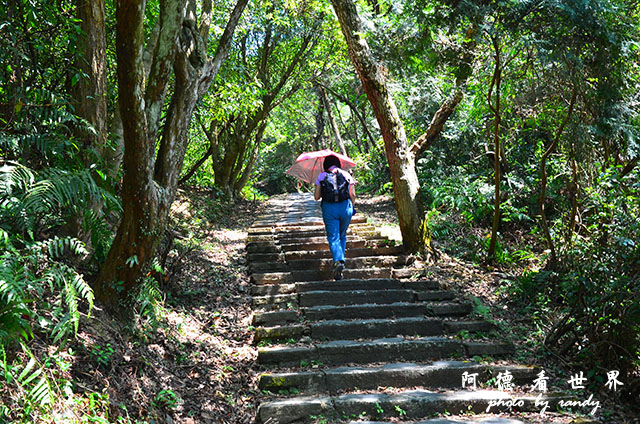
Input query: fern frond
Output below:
<box><xmin>17</xmin><ymin>344</ymin><xmax>53</xmax><ymax>407</ymax></box>
<box><xmin>0</xmin><ymin>258</ymin><xmax>29</xmax><ymax>303</ymax></box>
<box><xmin>41</xmin><ymin>262</ymin><xmax>93</xmax><ymax>342</ymax></box>
<box><xmin>133</xmin><ymin>277</ymin><xmax>165</xmax><ymax>331</ymax></box>
<box><xmin>84</xmin><ymin>207</ymin><xmax>116</xmax><ymax>262</ymax></box>
<box><xmin>0</xmin><ymin>163</ymin><xmax>35</xmax><ymax>196</ymax></box>
<box><xmin>31</xmin><ymin>236</ymin><xmax>88</xmax><ymax>259</ymax></box>
<box><xmin>23</xmin><ymin>168</ymin><xmax>106</xmax><ymax>214</ymax></box>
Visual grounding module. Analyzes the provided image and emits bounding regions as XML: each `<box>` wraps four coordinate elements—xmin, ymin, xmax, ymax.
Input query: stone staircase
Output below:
<box><xmin>248</xmin><ymin>194</ymin><xmax>564</xmax><ymax>424</ymax></box>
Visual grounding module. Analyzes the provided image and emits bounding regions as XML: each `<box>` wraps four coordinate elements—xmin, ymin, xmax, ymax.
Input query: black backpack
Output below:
<box><xmin>320</xmin><ymin>170</ymin><xmax>350</xmax><ymax>203</ymax></box>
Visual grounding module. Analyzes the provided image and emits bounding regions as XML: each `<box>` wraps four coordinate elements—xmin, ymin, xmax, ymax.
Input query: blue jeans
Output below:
<box><xmin>321</xmin><ymin>199</ymin><xmax>354</xmax><ymax>263</ymax></box>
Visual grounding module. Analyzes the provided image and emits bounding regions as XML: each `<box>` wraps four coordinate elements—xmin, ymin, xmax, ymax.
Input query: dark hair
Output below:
<box><xmin>323</xmin><ymin>155</ymin><xmax>341</xmax><ymax>172</ymax></box>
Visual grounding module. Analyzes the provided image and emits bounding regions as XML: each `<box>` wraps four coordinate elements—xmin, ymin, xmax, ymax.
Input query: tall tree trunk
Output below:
<box><xmin>487</xmin><ymin>36</ymin><xmax>502</xmax><ymax>259</ymax></box>
<box><xmin>320</xmin><ymin>83</ymin><xmax>377</xmax><ymax>151</ymax></box>
<box><xmin>73</xmin><ymin>0</ymin><xmax>107</xmax><ymax>153</ymax></box>
<box><xmin>330</xmin><ymin>0</ymin><xmax>465</xmax><ymax>254</ymax></box>
<box><xmin>319</xmin><ymin>85</ymin><xmax>346</xmax><ymax>155</ymax></box>
<box><xmin>67</xmin><ymin>0</ymin><xmax>109</xmax><ymax>244</ymax></box>
<box><xmin>540</xmin><ymin>88</ymin><xmax>577</xmax><ymax>266</ymax></box>
<box><xmin>233</xmin><ymin>122</ymin><xmax>267</xmax><ymax>196</ymax></box>
<box><xmin>566</xmin><ymin>142</ymin><xmax>579</xmax><ymax>245</ymax></box>
<box><xmin>95</xmin><ymin>0</ymin><xmax>248</xmax><ymax>311</ymax></box>
<box><xmin>329</xmin><ymin>0</ymin><xmax>426</xmax><ymax>252</ymax></box>
<box><xmin>312</xmin><ymin>83</ymin><xmax>326</xmax><ymax>150</ymax></box>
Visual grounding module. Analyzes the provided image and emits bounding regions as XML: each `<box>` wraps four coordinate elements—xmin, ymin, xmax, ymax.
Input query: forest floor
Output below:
<box><xmin>16</xmin><ymin>190</ymin><xmax>636</xmax><ymax>423</ymax></box>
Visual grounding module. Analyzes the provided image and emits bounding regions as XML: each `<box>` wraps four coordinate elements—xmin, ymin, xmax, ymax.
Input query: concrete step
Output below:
<box><xmin>252</xmin><ymin>293</ymin><xmax>297</xmax><ymax>310</ymax></box>
<box><xmin>285</xmin><ymin>245</ymin><xmax>406</xmax><ymax>260</ymax></box>
<box><xmin>299</xmin><ymin>289</ymin><xmax>416</xmax><ymax>307</ymax></box>
<box><xmin>255</xmin><ymin>318</ymin><xmax>495</xmax><ymax>343</ymax></box>
<box><xmin>287</xmin><ymin>255</ymin><xmax>414</xmax><ymax>271</ymax></box>
<box><xmin>249</xmin><ymin>262</ymin><xmax>290</xmax><ymax>273</ymax></box>
<box><xmin>280</xmin><ymin>239</ymin><xmax>367</xmax><ymax>252</ymax></box>
<box><xmin>255</xmin><ymin>317</ymin><xmax>446</xmax><ymax>342</ymax></box>
<box><xmin>251</xmin><ymin>268</ymin><xmax>401</xmax><ymax>283</ymax></box>
<box><xmin>297</xmin><ymin>279</ymin><xmax>442</xmax><ymax>292</ymax></box>
<box><xmin>252</xmin><ymin>310</ymin><xmax>299</xmax><ymax>326</ymax></box>
<box><xmin>250</xmin><ymin>222</ymin><xmax>372</xmax><ymax>235</ymax></box>
<box><xmin>257</xmin><ymin>390</ymin><xmax>565</xmax><ymax>423</ymax></box>
<box><xmin>275</xmin><ymin>225</ymin><xmax>377</xmax><ymax>240</ymax></box>
<box><xmin>258</xmin><ymin>337</ymin><xmax>514</xmax><ymax>367</ymax></box>
<box><xmin>258</xmin><ymin>361</ymin><xmax>538</xmax><ymax>394</ymax></box>
<box><xmin>302</xmin><ymin>302</ymin><xmax>429</xmax><ymax>322</ymax></box>
<box><xmin>250</xmin><ymin>278</ymin><xmax>442</xmax><ymax>296</ymax></box>
<box><xmin>247</xmin><ymin>252</ymin><xmax>285</xmax><ymax>263</ymax></box>
<box><xmin>247</xmin><ymin>241</ymin><xmax>280</xmax><ymax>254</ymax></box>
<box><xmin>296</xmin><ymin>267</ymin><xmax>394</xmax><ymax>281</ymax></box>
<box><xmin>253</xmin><ymin>300</ymin><xmax>476</xmax><ymax>327</ymax></box>
<box><xmin>247</xmin><ymin>234</ymin><xmax>277</xmax><ymax>243</ymax></box>
<box><xmin>251</xmin><ymin>272</ymin><xmax>293</xmax><ymax>285</ymax></box>
<box><xmin>278</xmin><ymin>235</ymin><xmax>364</xmax><ymax>245</ymax></box>
<box><xmin>249</xmin><ymin>255</ymin><xmax>413</xmax><ymax>273</ymax></box>
<box><xmin>252</xmin><ymin>289</ymin><xmax>420</xmax><ymax>312</ymax></box>
<box><xmin>346</xmin><ymin>419</ymin><xmax>526</xmax><ymax>424</ymax></box>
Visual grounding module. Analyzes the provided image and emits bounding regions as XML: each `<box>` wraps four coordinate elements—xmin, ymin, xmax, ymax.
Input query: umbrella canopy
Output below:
<box><xmin>286</xmin><ymin>149</ymin><xmax>356</xmax><ymax>184</ymax></box>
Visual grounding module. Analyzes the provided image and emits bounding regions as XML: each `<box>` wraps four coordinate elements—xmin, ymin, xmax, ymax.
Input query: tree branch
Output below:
<box><xmin>409</xmin><ymin>87</ymin><xmax>463</xmax><ymax>160</ymax></box>
<box><xmin>198</xmin><ymin>0</ymin><xmax>250</xmax><ymax>98</ymax></box>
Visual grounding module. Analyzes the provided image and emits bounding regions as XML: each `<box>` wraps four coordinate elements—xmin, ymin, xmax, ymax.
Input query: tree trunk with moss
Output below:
<box><xmin>95</xmin><ymin>0</ymin><xmax>248</xmax><ymax>312</ymax></box>
<box><xmin>329</xmin><ymin>0</ymin><xmax>463</xmax><ymax>254</ymax></box>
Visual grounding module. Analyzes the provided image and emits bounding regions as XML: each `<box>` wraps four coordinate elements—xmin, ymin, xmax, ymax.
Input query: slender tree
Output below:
<box><xmin>182</xmin><ymin>5</ymin><xmax>324</xmax><ymax>198</ymax></box>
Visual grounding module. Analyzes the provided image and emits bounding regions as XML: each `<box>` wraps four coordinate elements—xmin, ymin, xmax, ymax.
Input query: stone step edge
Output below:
<box><xmin>254</xmin><ymin>319</ymin><xmax>495</xmax><ymax>343</ymax></box>
<box><xmin>251</xmin><ymin>300</ymin><xmax>467</xmax><ymax>326</ymax></box>
<box><xmin>258</xmin><ymin>361</ymin><xmax>537</xmax><ymax>393</ymax></box>
<box><xmin>251</xmin><ymin>269</ymin><xmax>436</xmax><ymax>284</ymax></box>
<box><xmin>256</xmin><ymin>390</ymin><xmax>571</xmax><ymax>424</ymax></box>
<box><xmin>257</xmin><ymin>337</ymin><xmax>514</xmax><ymax>366</ymax></box>
<box><xmin>249</xmin><ymin>255</ymin><xmax>415</xmax><ymax>272</ymax></box>
<box><xmin>248</xmin><ymin>222</ymin><xmax>375</xmax><ymax>234</ymax></box>
<box><xmin>251</xmin><ymin>278</ymin><xmax>442</xmax><ymax>294</ymax></box>
<box><xmin>252</xmin><ymin>291</ymin><xmax>469</xmax><ymax>309</ymax></box>
<box><xmin>250</xmin><ymin>215</ymin><xmax>367</xmax><ymax>229</ymax></box>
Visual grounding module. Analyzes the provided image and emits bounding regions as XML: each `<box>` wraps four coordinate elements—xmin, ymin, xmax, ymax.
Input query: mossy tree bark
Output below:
<box><xmin>539</xmin><ymin>88</ymin><xmax>577</xmax><ymax>267</ymax></box>
<box><xmin>95</xmin><ymin>0</ymin><xmax>248</xmax><ymax>312</ymax></box>
<box><xmin>329</xmin><ymin>0</ymin><xmax>463</xmax><ymax>253</ymax></box>
<box><xmin>67</xmin><ymin>0</ymin><xmax>110</xmax><ymax>245</ymax></box>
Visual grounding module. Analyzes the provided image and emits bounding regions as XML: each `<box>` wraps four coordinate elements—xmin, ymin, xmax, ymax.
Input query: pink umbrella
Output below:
<box><xmin>286</xmin><ymin>149</ymin><xmax>356</xmax><ymax>184</ymax></box>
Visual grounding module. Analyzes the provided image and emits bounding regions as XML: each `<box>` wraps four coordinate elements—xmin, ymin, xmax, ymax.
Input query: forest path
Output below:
<box><xmin>247</xmin><ymin>193</ymin><xmax>569</xmax><ymax>424</ymax></box>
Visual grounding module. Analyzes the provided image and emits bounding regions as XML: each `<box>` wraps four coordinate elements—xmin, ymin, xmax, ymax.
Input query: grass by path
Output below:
<box><xmin>1</xmin><ymin>188</ymin><xmax>265</xmax><ymax>423</ymax></box>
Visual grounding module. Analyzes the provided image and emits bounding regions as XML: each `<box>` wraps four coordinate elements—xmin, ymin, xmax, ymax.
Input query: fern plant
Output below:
<box><xmin>1</xmin><ymin>162</ymin><xmax>120</xmax><ymax>242</ymax></box>
<box><xmin>0</xmin><ymin>233</ymin><xmax>95</xmax><ymax>421</ymax></box>
<box><xmin>0</xmin><ymin>345</ymin><xmax>53</xmax><ymax>418</ymax></box>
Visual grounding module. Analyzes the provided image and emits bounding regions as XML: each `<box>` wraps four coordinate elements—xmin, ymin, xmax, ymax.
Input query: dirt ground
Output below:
<box><xmin>65</xmin><ymin>188</ymin><xmax>265</xmax><ymax>423</ymax></box>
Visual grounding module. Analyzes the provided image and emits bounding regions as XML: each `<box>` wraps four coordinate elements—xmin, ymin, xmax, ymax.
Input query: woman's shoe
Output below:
<box><xmin>333</xmin><ymin>261</ymin><xmax>345</xmax><ymax>280</ymax></box>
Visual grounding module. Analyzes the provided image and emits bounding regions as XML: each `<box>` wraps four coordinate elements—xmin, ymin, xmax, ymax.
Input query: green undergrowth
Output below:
<box><xmin>0</xmin><ymin>188</ymin><xmax>264</xmax><ymax>423</ymax></box>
